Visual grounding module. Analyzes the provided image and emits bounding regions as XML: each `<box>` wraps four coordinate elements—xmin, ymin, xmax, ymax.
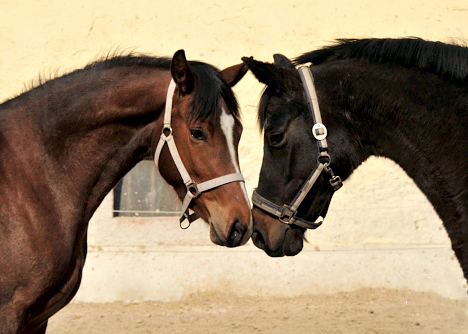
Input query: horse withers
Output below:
<box><xmin>243</xmin><ymin>38</ymin><xmax>468</xmax><ymax>288</ymax></box>
<box><xmin>0</xmin><ymin>50</ymin><xmax>251</xmax><ymax>333</ymax></box>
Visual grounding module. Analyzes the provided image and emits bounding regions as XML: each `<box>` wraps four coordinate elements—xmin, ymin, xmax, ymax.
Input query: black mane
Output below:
<box><xmin>188</xmin><ymin>61</ymin><xmax>240</xmax><ymax>124</ymax></box>
<box><xmin>294</xmin><ymin>38</ymin><xmax>468</xmax><ymax>83</ymax></box>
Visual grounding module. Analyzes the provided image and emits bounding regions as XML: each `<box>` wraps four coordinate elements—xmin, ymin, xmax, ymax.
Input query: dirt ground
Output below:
<box><xmin>47</xmin><ymin>288</ymin><xmax>468</xmax><ymax>334</ymax></box>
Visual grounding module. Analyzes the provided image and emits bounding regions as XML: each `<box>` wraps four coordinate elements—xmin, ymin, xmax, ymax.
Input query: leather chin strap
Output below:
<box><xmin>251</xmin><ymin>66</ymin><xmax>342</xmax><ymax>230</ymax></box>
<box><xmin>154</xmin><ymin>79</ymin><xmax>245</xmax><ymax>229</ymax></box>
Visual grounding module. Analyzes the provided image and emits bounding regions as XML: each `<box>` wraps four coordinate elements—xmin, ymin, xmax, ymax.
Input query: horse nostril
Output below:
<box><xmin>251</xmin><ymin>230</ymin><xmax>266</xmax><ymax>251</ymax></box>
<box><xmin>227</xmin><ymin>220</ymin><xmax>246</xmax><ymax>247</ymax></box>
<box><xmin>232</xmin><ymin>230</ymin><xmax>241</xmax><ymax>239</ymax></box>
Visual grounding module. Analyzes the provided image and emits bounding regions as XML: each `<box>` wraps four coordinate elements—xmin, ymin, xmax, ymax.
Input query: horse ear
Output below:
<box><xmin>241</xmin><ymin>56</ymin><xmax>283</xmax><ymax>92</ymax></box>
<box><xmin>220</xmin><ymin>63</ymin><xmax>248</xmax><ymax>87</ymax></box>
<box><xmin>171</xmin><ymin>50</ymin><xmax>196</xmax><ymax>94</ymax></box>
<box><xmin>273</xmin><ymin>54</ymin><xmax>294</xmax><ymax>68</ymax></box>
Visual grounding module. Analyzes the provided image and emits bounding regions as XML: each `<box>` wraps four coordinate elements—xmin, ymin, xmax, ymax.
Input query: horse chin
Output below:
<box><xmin>209</xmin><ymin>222</ymin><xmax>225</xmax><ymax>246</ymax></box>
<box><xmin>252</xmin><ymin>228</ymin><xmax>303</xmax><ymax>257</ymax></box>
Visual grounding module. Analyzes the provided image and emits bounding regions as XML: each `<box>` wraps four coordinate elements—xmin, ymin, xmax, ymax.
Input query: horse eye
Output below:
<box><xmin>269</xmin><ymin>132</ymin><xmax>285</xmax><ymax>147</ymax></box>
<box><xmin>190</xmin><ymin>128</ymin><xmax>207</xmax><ymax>141</ymax></box>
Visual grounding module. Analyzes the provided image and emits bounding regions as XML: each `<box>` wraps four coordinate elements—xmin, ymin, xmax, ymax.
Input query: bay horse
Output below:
<box><xmin>242</xmin><ymin>38</ymin><xmax>468</xmax><ymax>288</ymax></box>
<box><xmin>0</xmin><ymin>50</ymin><xmax>251</xmax><ymax>333</ymax></box>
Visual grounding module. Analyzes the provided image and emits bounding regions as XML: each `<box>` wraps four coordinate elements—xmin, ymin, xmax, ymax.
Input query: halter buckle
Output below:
<box><xmin>312</xmin><ymin>123</ymin><xmax>327</xmax><ymax>141</ymax></box>
<box><xmin>279</xmin><ymin>205</ymin><xmax>294</xmax><ymax>224</ymax></box>
<box><xmin>186</xmin><ymin>181</ymin><xmax>201</xmax><ymax>198</ymax></box>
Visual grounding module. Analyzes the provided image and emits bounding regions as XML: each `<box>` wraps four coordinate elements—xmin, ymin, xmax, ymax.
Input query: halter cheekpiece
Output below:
<box><xmin>154</xmin><ymin>79</ymin><xmax>245</xmax><ymax>229</ymax></box>
<box><xmin>251</xmin><ymin>66</ymin><xmax>343</xmax><ymax>229</ymax></box>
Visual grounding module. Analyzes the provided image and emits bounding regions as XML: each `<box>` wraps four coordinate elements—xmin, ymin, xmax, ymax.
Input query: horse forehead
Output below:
<box><xmin>264</xmin><ymin>96</ymin><xmax>303</xmax><ymax>124</ymax></box>
<box><xmin>219</xmin><ymin>106</ymin><xmax>242</xmax><ymax>175</ymax></box>
<box><xmin>265</xmin><ymin>87</ymin><xmax>302</xmax><ymax>107</ymax></box>
<box><xmin>219</xmin><ymin>106</ymin><xmax>235</xmax><ymax>133</ymax></box>
<box><xmin>216</xmin><ymin>99</ymin><xmax>240</xmax><ymax>129</ymax></box>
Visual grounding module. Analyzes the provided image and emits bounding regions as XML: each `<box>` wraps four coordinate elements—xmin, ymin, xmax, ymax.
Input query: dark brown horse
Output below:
<box><xmin>243</xmin><ymin>38</ymin><xmax>468</xmax><ymax>290</ymax></box>
<box><xmin>0</xmin><ymin>50</ymin><xmax>251</xmax><ymax>333</ymax></box>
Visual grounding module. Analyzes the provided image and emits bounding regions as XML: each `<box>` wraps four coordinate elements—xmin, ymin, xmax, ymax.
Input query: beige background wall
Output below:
<box><xmin>1</xmin><ymin>0</ymin><xmax>467</xmax><ymax>301</ymax></box>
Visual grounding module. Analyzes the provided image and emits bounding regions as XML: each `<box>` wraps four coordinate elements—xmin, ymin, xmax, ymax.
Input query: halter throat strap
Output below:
<box><xmin>154</xmin><ymin>79</ymin><xmax>245</xmax><ymax>228</ymax></box>
<box><xmin>251</xmin><ymin>66</ymin><xmax>342</xmax><ymax>230</ymax></box>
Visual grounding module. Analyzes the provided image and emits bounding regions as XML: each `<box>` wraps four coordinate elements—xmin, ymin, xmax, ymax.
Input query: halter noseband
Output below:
<box><xmin>251</xmin><ymin>66</ymin><xmax>343</xmax><ymax>230</ymax></box>
<box><xmin>154</xmin><ymin>79</ymin><xmax>245</xmax><ymax>229</ymax></box>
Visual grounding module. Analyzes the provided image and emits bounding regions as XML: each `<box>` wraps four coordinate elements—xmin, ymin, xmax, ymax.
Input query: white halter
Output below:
<box><xmin>154</xmin><ymin>79</ymin><xmax>245</xmax><ymax>228</ymax></box>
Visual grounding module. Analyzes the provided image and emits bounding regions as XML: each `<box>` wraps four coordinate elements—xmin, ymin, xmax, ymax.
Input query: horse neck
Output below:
<box><xmin>2</xmin><ymin>67</ymin><xmax>171</xmax><ymax>224</ymax></box>
<box><xmin>315</xmin><ymin>59</ymin><xmax>468</xmax><ymax>223</ymax></box>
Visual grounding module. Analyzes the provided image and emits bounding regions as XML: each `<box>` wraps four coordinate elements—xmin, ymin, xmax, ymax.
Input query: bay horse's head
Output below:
<box><xmin>155</xmin><ymin>50</ymin><xmax>251</xmax><ymax>247</ymax></box>
<box><xmin>242</xmin><ymin>54</ymin><xmax>340</xmax><ymax>256</ymax></box>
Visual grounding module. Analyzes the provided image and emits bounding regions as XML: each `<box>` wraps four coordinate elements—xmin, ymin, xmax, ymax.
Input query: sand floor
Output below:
<box><xmin>47</xmin><ymin>288</ymin><xmax>468</xmax><ymax>334</ymax></box>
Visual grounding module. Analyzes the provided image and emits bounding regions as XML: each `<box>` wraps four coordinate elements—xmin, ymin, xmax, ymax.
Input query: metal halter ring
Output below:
<box><xmin>162</xmin><ymin>126</ymin><xmax>172</xmax><ymax>137</ymax></box>
<box><xmin>180</xmin><ymin>217</ymin><xmax>192</xmax><ymax>230</ymax></box>
<box><xmin>317</xmin><ymin>153</ymin><xmax>331</xmax><ymax>166</ymax></box>
<box><xmin>186</xmin><ymin>181</ymin><xmax>201</xmax><ymax>198</ymax></box>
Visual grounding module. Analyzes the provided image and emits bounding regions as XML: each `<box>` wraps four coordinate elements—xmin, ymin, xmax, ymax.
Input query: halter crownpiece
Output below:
<box><xmin>251</xmin><ymin>66</ymin><xmax>342</xmax><ymax>230</ymax></box>
<box><xmin>154</xmin><ymin>79</ymin><xmax>245</xmax><ymax>229</ymax></box>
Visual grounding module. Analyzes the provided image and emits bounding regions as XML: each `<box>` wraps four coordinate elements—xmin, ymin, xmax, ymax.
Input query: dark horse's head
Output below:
<box><xmin>242</xmin><ymin>54</ymin><xmax>339</xmax><ymax>256</ymax></box>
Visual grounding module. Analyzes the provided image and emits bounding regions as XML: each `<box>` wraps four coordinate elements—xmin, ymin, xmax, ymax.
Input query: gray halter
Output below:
<box><xmin>251</xmin><ymin>66</ymin><xmax>342</xmax><ymax>230</ymax></box>
<box><xmin>154</xmin><ymin>79</ymin><xmax>245</xmax><ymax>228</ymax></box>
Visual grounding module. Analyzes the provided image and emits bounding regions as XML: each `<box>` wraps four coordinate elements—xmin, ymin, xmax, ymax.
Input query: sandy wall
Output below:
<box><xmin>1</xmin><ymin>0</ymin><xmax>467</xmax><ymax>301</ymax></box>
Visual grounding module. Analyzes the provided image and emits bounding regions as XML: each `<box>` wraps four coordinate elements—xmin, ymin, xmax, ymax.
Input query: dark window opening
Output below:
<box><xmin>113</xmin><ymin>160</ymin><xmax>182</xmax><ymax>217</ymax></box>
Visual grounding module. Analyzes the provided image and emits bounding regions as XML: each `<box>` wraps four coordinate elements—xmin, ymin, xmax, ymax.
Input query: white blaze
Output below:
<box><xmin>220</xmin><ymin>107</ymin><xmax>251</xmax><ymax>211</ymax></box>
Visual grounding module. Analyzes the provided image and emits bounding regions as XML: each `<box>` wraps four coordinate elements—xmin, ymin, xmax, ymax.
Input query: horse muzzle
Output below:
<box><xmin>251</xmin><ymin>207</ymin><xmax>305</xmax><ymax>257</ymax></box>
<box><xmin>210</xmin><ymin>218</ymin><xmax>251</xmax><ymax>247</ymax></box>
